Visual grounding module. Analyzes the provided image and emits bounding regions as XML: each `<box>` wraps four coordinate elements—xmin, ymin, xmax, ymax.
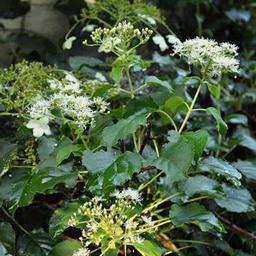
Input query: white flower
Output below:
<box><xmin>26</xmin><ymin>117</ymin><xmax>51</xmax><ymax>137</ymax></box>
<box><xmin>95</xmin><ymin>72</ymin><xmax>107</xmax><ymax>81</ymax></box>
<box><xmin>170</xmin><ymin>36</ymin><xmax>239</xmax><ymax>77</ymax></box>
<box><xmin>166</xmin><ymin>35</ymin><xmax>181</xmax><ymax>45</ymax></box>
<box><xmin>72</xmin><ymin>247</ymin><xmax>90</xmax><ymax>256</ymax></box>
<box><xmin>112</xmin><ymin>188</ymin><xmax>142</xmax><ymax>202</ymax></box>
<box><xmin>127</xmin><ymin>234</ymin><xmax>144</xmax><ymax>244</ymax></box>
<box><xmin>87</xmin><ymin>222</ymin><xmax>98</xmax><ymax>232</ymax></box>
<box><xmin>152</xmin><ymin>34</ymin><xmax>169</xmax><ymax>51</ymax></box>
<box><xmin>141</xmin><ymin>215</ymin><xmax>154</xmax><ymax>225</ymax></box>
<box><xmin>28</xmin><ymin>98</ymin><xmax>51</xmax><ymax>120</ymax></box>
<box><xmin>48</xmin><ymin>79</ymin><xmax>62</xmax><ymax>90</ymax></box>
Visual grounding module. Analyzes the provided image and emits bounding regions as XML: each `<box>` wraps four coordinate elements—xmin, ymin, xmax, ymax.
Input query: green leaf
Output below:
<box><xmin>207</xmin><ymin>107</ymin><xmax>228</xmax><ymax>135</ymax></box>
<box><xmin>233</xmin><ymin>160</ymin><xmax>256</xmax><ymax>181</ymax></box>
<box><xmin>82</xmin><ymin>150</ymin><xmax>117</xmax><ymax>174</ymax></box>
<box><xmin>208</xmin><ymin>84</ymin><xmax>221</xmax><ymax>99</ymax></box>
<box><xmin>151</xmin><ymin>131</ymin><xmax>194</xmax><ymax>184</ymax></box>
<box><xmin>49</xmin><ymin>240</ymin><xmax>82</xmax><ymax>256</ymax></box>
<box><xmin>0</xmin><ymin>222</ymin><xmax>15</xmax><ymax>255</ymax></box>
<box><xmin>233</xmin><ymin>127</ymin><xmax>256</xmax><ymax>151</ymax></box>
<box><xmin>162</xmin><ymin>96</ymin><xmax>186</xmax><ymax>117</ymax></box>
<box><xmin>17</xmin><ymin>230</ymin><xmax>53</xmax><ymax>256</ymax></box>
<box><xmin>226</xmin><ymin>8</ymin><xmax>251</xmax><ymax>22</ymax></box>
<box><xmin>145</xmin><ymin>76</ymin><xmax>172</xmax><ymax>91</ymax></box>
<box><xmin>62</xmin><ymin>37</ymin><xmax>76</xmax><ymax>50</ymax></box>
<box><xmin>56</xmin><ymin>145</ymin><xmax>80</xmax><ymax>166</ymax></box>
<box><xmin>215</xmin><ymin>184</ymin><xmax>254</xmax><ymax>213</ymax></box>
<box><xmin>225</xmin><ymin>114</ymin><xmax>248</xmax><ymax>126</ymax></box>
<box><xmin>183</xmin><ymin>130</ymin><xmax>208</xmax><ymax>161</ymax></box>
<box><xmin>110</xmin><ymin>58</ymin><xmax>123</xmax><ymax>82</ymax></box>
<box><xmin>0</xmin><ymin>139</ymin><xmax>17</xmax><ymax>176</ymax></box>
<box><xmin>169</xmin><ymin>203</ymin><xmax>223</xmax><ymax>232</ymax></box>
<box><xmin>182</xmin><ymin>175</ymin><xmax>218</xmax><ymax>197</ymax></box>
<box><xmin>101</xmin><ymin>112</ymin><xmax>147</xmax><ymax>147</ymax></box>
<box><xmin>0</xmin><ymin>165</ymin><xmax>77</xmax><ymax>213</ymax></box>
<box><xmin>49</xmin><ymin>202</ymin><xmax>80</xmax><ymax>238</ymax></box>
<box><xmin>132</xmin><ymin>240</ymin><xmax>165</xmax><ymax>256</ymax></box>
<box><xmin>69</xmin><ymin>56</ymin><xmax>104</xmax><ymax>69</ymax></box>
<box><xmin>103</xmin><ymin>151</ymin><xmax>142</xmax><ymax>193</ymax></box>
<box><xmin>199</xmin><ymin>157</ymin><xmax>242</xmax><ymax>185</ymax></box>
<box><xmin>37</xmin><ymin>137</ymin><xmax>57</xmax><ymax>162</ymax></box>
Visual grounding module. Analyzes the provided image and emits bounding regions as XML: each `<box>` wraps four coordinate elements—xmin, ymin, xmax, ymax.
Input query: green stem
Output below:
<box><xmin>178</xmin><ymin>83</ymin><xmax>202</xmax><ymax>133</ymax></box>
<box><xmin>0</xmin><ymin>112</ymin><xmax>19</xmax><ymax>116</ymax></box>
<box><xmin>125</xmin><ymin>68</ymin><xmax>135</xmax><ymax>98</ymax></box>
<box><xmin>1</xmin><ymin>207</ymin><xmax>40</xmax><ymax>246</ymax></box>
<box><xmin>155</xmin><ymin>110</ymin><xmax>178</xmax><ymax>131</ymax></box>
<box><xmin>133</xmin><ymin>133</ymin><xmax>139</xmax><ymax>153</ymax></box>
<box><xmin>138</xmin><ymin>170</ymin><xmax>164</xmax><ymax>192</ymax></box>
<box><xmin>143</xmin><ymin>193</ymin><xmax>181</xmax><ymax>213</ymax></box>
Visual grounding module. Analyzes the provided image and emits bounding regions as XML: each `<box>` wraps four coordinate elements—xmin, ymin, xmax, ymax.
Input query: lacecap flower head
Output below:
<box><xmin>169</xmin><ymin>36</ymin><xmax>239</xmax><ymax>78</ymax></box>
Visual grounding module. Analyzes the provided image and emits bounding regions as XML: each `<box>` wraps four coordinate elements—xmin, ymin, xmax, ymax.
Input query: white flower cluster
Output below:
<box><xmin>67</xmin><ymin>191</ymin><xmax>152</xmax><ymax>250</ymax></box>
<box><xmin>26</xmin><ymin>73</ymin><xmax>109</xmax><ymax>137</ymax></box>
<box><xmin>85</xmin><ymin>21</ymin><xmax>153</xmax><ymax>54</ymax></box>
<box><xmin>111</xmin><ymin>188</ymin><xmax>142</xmax><ymax>202</ymax></box>
<box><xmin>169</xmin><ymin>36</ymin><xmax>239</xmax><ymax>78</ymax></box>
<box><xmin>72</xmin><ymin>247</ymin><xmax>90</xmax><ymax>256</ymax></box>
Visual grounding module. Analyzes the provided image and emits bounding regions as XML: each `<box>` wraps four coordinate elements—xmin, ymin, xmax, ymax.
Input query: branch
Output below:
<box><xmin>216</xmin><ymin>213</ymin><xmax>256</xmax><ymax>240</ymax></box>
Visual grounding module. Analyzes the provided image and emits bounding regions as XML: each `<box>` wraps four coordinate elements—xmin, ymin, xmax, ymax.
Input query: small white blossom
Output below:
<box><xmin>141</xmin><ymin>215</ymin><xmax>154</xmax><ymax>225</ymax></box>
<box><xmin>170</xmin><ymin>36</ymin><xmax>239</xmax><ymax>77</ymax></box>
<box><xmin>72</xmin><ymin>247</ymin><xmax>90</xmax><ymax>256</ymax></box>
<box><xmin>28</xmin><ymin>98</ymin><xmax>51</xmax><ymax>120</ymax></box>
<box><xmin>95</xmin><ymin>72</ymin><xmax>107</xmax><ymax>81</ymax></box>
<box><xmin>127</xmin><ymin>234</ymin><xmax>144</xmax><ymax>244</ymax></box>
<box><xmin>166</xmin><ymin>35</ymin><xmax>181</xmax><ymax>45</ymax></box>
<box><xmin>26</xmin><ymin>117</ymin><xmax>51</xmax><ymax>137</ymax></box>
<box><xmin>112</xmin><ymin>188</ymin><xmax>142</xmax><ymax>202</ymax></box>
<box><xmin>152</xmin><ymin>34</ymin><xmax>169</xmax><ymax>51</ymax></box>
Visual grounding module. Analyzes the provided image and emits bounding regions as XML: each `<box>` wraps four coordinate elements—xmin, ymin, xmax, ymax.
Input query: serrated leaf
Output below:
<box><xmin>101</xmin><ymin>112</ymin><xmax>147</xmax><ymax>147</ymax></box>
<box><xmin>103</xmin><ymin>151</ymin><xmax>142</xmax><ymax>193</ymax></box>
<box><xmin>0</xmin><ymin>165</ymin><xmax>77</xmax><ymax>213</ymax></box>
<box><xmin>199</xmin><ymin>157</ymin><xmax>242</xmax><ymax>185</ymax></box>
<box><xmin>37</xmin><ymin>137</ymin><xmax>57</xmax><ymax>162</ymax></box>
<box><xmin>49</xmin><ymin>202</ymin><xmax>80</xmax><ymax>238</ymax></box>
<box><xmin>82</xmin><ymin>150</ymin><xmax>117</xmax><ymax>174</ymax></box>
<box><xmin>162</xmin><ymin>96</ymin><xmax>186</xmax><ymax>117</ymax></box>
<box><xmin>207</xmin><ymin>107</ymin><xmax>228</xmax><ymax>135</ymax></box>
<box><xmin>0</xmin><ymin>139</ymin><xmax>17</xmax><ymax>176</ymax></box>
<box><xmin>132</xmin><ymin>240</ymin><xmax>165</xmax><ymax>256</ymax></box>
<box><xmin>233</xmin><ymin>160</ymin><xmax>256</xmax><ymax>181</ymax></box>
<box><xmin>145</xmin><ymin>76</ymin><xmax>172</xmax><ymax>91</ymax></box>
<box><xmin>0</xmin><ymin>222</ymin><xmax>15</xmax><ymax>255</ymax></box>
<box><xmin>182</xmin><ymin>175</ymin><xmax>218</xmax><ymax>197</ymax></box>
<box><xmin>17</xmin><ymin>230</ymin><xmax>53</xmax><ymax>256</ymax></box>
<box><xmin>225</xmin><ymin>114</ymin><xmax>248</xmax><ymax>126</ymax></box>
<box><xmin>49</xmin><ymin>240</ymin><xmax>82</xmax><ymax>256</ymax></box>
<box><xmin>56</xmin><ymin>145</ymin><xmax>80</xmax><ymax>166</ymax></box>
<box><xmin>233</xmin><ymin>127</ymin><xmax>256</xmax><ymax>151</ymax></box>
<box><xmin>151</xmin><ymin>131</ymin><xmax>194</xmax><ymax>184</ymax></box>
<box><xmin>170</xmin><ymin>203</ymin><xmax>223</xmax><ymax>232</ymax></box>
<box><xmin>215</xmin><ymin>184</ymin><xmax>254</xmax><ymax>213</ymax></box>
<box><xmin>69</xmin><ymin>56</ymin><xmax>104</xmax><ymax>70</ymax></box>
<box><xmin>183</xmin><ymin>129</ymin><xmax>208</xmax><ymax>161</ymax></box>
